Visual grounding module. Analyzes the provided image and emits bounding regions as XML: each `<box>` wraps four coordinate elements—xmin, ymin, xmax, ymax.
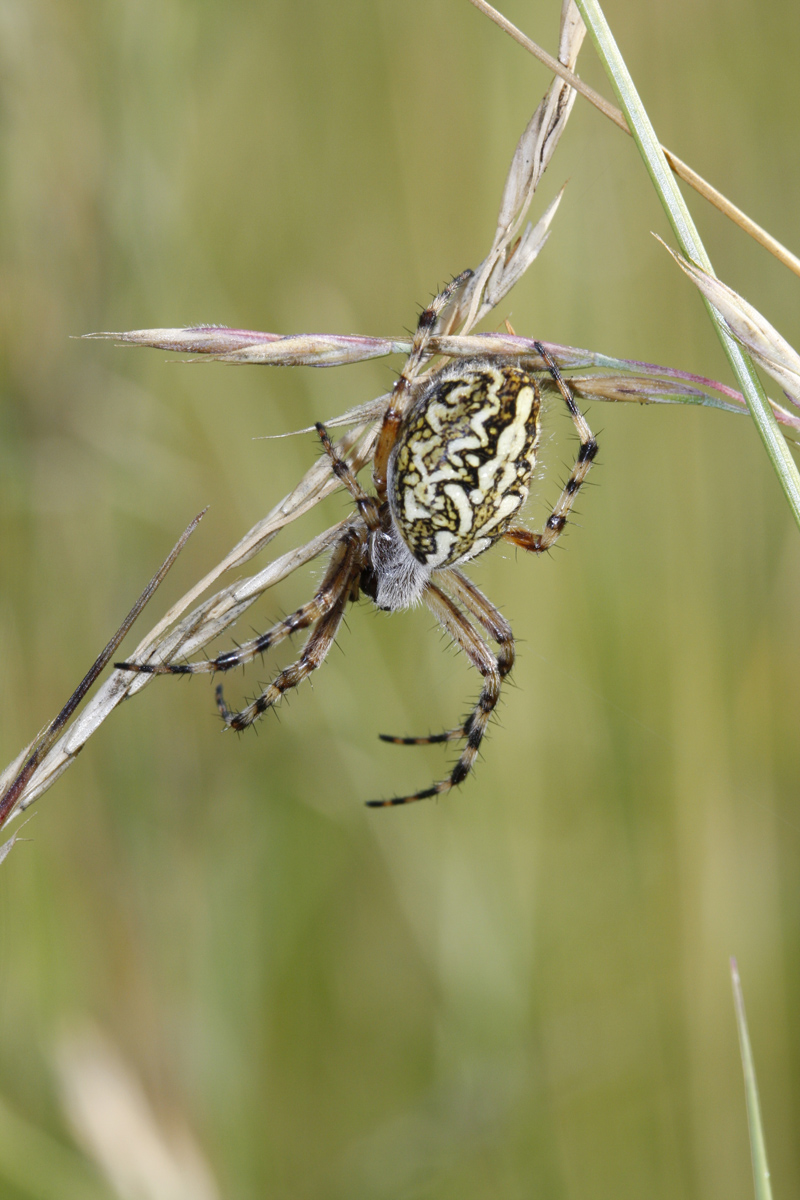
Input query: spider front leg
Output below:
<box><xmin>215</xmin><ymin>579</ymin><xmax>353</xmax><ymax>730</ymax></box>
<box><xmin>315</xmin><ymin>423</ymin><xmax>381</xmax><ymax>531</ymax></box>
<box><xmin>367</xmin><ymin>582</ymin><xmax>504</xmax><ymax>807</ymax></box>
<box><xmin>372</xmin><ymin>269</ymin><xmax>473</xmax><ymax>502</ymax></box>
<box><xmin>115</xmin><ymin>524</ymin><xmax>361</xmax><ymax>678</ymax></box>
<box><xmin>216</xmin><ymin>524</ymin><xmax>365</xmax><ymax>730</ymax></box>
<box><xmin>503</xmin><ymin>342</ymin><xmax>598</xmax><ymax>555</ymax></box>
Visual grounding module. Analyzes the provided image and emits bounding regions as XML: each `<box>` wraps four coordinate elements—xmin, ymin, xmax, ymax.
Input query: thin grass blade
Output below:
<box><xmin>731</xmin><ymin>959</ymin><xmax>774</xmax><ymax>1200</ymax></box>
<box><xmin>574</xmin><ymin>0</ymin><xmax>800</xmax><ymax>532</ymax></box>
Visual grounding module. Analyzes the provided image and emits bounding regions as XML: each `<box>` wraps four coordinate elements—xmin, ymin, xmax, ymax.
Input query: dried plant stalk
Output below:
<box><xmin>468</xmin><ymin>0</ymin><xmax>800</xmax><ymax>280</ymax></box>
<box><xmin>1</xmin><ymin>0</ymin><xmax>793</xmax><ymax>830</ymax></box>
<box><xmin>0</xmin><ymin>420</ymin><xmax>374</xmax><ymax>823</ymax></box>
<box><xmin>658</xmin><ymin>240</ymin><xmax>800</xmax><ymax>407</ymax></box>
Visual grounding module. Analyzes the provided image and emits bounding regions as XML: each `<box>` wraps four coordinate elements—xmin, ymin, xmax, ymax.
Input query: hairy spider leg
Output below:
<box><xmin>115</xmin><ymin>525</ymin><xmax>362</xmax><ymax>678</ymax></box>
<box><xmin>379</xmin><ymin>567</ymin><xmax>515</xmax><ymax>748</ymax></box>
<box><xmin>315</xmin><ymin>423</ymin><xmax>381</xmax><ymax>531</ymax></box>
<box><xmin>372</xmin><ymin>269</ymin><xmax>473</xmax><ymax>503</ymax></box>
<box><xmin>367</xmin><ymin>582</ymin><xmax>502</xmax><ymax>806</ymax></box>
<box><xmin>216</xmin><ymin>535</ymin><xmax>361</xmax><ymax>730</ymax></box>
<box><xmin>443</xmin><ymin>568</ymin><xmax>515</xmax><ymax>679</ymax></box>
<box><xmin>502</xmin><ymin>342</ymin><xmax>598</xmax><ymax>554</ymax></box>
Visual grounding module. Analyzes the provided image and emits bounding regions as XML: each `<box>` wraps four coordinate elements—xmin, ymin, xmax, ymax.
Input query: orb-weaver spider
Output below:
<box><xmin>117</xmin><ymin>271</ymin><xmax>598</xmax><ymax>805</ymax></box>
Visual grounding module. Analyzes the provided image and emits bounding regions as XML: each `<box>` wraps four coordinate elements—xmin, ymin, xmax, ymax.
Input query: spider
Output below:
<box><xmin>116</xmin><ymin>271</ymin><xmax>597</xmax><ymax>805</ymax></box>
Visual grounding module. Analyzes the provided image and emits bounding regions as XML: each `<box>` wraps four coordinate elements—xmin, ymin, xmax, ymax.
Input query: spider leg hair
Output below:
<box><xmin>216</xmin><ymin>534</ymin><xmax>361</xmax><ymax>730</ymax></box>
<box><xmin>367</xmin><ymin>581</ymin><xmax>501</xmax><ymax>807</ymax></box>
<box><xmin>502</xmin><ymin>342</ymin><xmax>598</xmax><ymax>555</ymax></box>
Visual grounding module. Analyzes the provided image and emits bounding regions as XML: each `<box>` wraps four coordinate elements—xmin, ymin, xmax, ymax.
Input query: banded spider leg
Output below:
<box><xmin>369</xmin><ymin>571</ymin><xmax>515</xmax><ymax>806</ymax></box>
<box><xmin>502</xmin><ymin>342</ymin><xmax>599</xmax><ymax>554</ymax></box>
<box><xmin>116</xmin><ymin>516</ymin><xmax>366</xmax><ymax>730</ymax></box>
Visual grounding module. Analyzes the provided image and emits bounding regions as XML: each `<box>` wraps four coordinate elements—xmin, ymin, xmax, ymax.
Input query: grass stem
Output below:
<box><xmin>731</xmin><ymin>960</ymin><xmax>774</xmax><ymax>1200</ymax></box>
<box><xmin>574</xmin><ymin>0</ymin><xmax>800</xmax><ymax>532</ymax></box>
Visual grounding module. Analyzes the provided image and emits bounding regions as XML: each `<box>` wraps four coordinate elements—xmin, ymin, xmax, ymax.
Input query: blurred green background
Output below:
<box><xmin>1</xmin><ymin>0</ymin><xmax>799</xmax><ymax>1197</ymax></box>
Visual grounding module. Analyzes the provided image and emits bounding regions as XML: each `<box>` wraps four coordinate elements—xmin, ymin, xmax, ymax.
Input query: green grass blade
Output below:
<box><xmin>731</xmin><ymin>960</ymin><xmax>774</xmax><ymax>1200</ymax></box>
<box><xmin>573</xmin><ymin>0</ymin><xmax>800</xmax><ymax>533</ymax></box>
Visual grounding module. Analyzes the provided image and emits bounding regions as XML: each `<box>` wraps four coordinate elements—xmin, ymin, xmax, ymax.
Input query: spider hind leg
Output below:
<box><xmin>367</xmin><ymin>581</ymin><xmax>505</xmax><ymax>807</ymax></box>
<box><xmin>379</xmin><ymin>728</ymin><xmax>465</xmax><ymax>747</ymax></box>
<box><xmin>372</xmin><ymin>269</ymin><xmax>473</xmax><ymax>502</ymax></box>
<box><xmin>366</xmin><ymin>689</ymin><xmax>495</xmax><ymax>808</ymax></box>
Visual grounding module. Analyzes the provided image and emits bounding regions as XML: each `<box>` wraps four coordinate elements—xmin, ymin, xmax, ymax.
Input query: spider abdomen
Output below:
<box><xmin>388</xmin><ymin>359</ymin><xmax>541</xmax><ymax>570</ymax></box>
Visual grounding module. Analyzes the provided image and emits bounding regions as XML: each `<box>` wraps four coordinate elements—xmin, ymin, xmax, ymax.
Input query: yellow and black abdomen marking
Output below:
<box><xmin>388</xmin><ymin>359</ymin><xmax>541</xmax><ymax>569</ymax></box>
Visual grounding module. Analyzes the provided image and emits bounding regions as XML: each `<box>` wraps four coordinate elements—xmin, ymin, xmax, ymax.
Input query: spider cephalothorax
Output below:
<box><xmin>117</xmin><ymin>273</ymin><xmax>597</xmax><ymax>805</ymax></box>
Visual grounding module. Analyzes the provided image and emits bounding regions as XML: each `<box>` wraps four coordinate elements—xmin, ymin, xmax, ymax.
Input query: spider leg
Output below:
<box><xmin>378</xmin><ymin>727</ymin><xmax>464</xmax><ymax>747</ymax></box>
<box><xmin>315</xmin><ymin>423</ymin><xmax>381</xmax><ymax>532</ymax></box>
<box><xmin>116</xmin><ymin>526</ymin><xmax>361</xmax><ymax>677</ymax></box>
<box><xmin>367</xmin><ymin>582</ymin><xmax>501</xmax><ymax>807</ymax></box>
<box><xmin>372</xmin><ymin>269</ymin><xmax>473</xmax><ymax>502</ymax></box>
<box><xmin>502</xmin><ymin>342</ymin><xmax>598</xmax><ymax>555</ymax></box>
<box><xmin>217</xmin><ymin>552</ymin><xmax>357</xmax><ymax>730</ymax></box>
<box><xmin>378</xmin><ymin>567</ymin><xmax>514</xmax><ymax>748</ymax></box>
<box><xmin>440</xmin><ymin>567</ymin><xmax>514</xmax><ymax>679</ymax></box>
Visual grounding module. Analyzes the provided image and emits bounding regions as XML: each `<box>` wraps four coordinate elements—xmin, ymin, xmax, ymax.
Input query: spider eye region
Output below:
<box><xmin>389</xmin><ymin>360</ymin><xmax>541</xmax><ymax>570</ymax></box>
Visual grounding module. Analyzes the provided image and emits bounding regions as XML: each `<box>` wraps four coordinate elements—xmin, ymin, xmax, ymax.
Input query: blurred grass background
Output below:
<box><xmin>1</xmin><ymin>0</ymin><xmax>799</xmax><ymax>1196</ymax></box>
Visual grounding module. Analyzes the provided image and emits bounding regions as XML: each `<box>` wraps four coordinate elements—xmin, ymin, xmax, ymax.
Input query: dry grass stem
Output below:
<box><xmin>660</xmin><ymin>240</ymin><xmax>800</xmax><ymax>407</ymax></box>
<box><xmin>0</xmin><ymin>512</ymin><xmax>207</xmax><ymax>828</ymax></box>
<box><xmin>467</xmin><ymin>0</ymin><xmax>800</xmax><ymax>279</ymax></box>
<box><xmin>0</xmin><ymin>420</ymin><xmax>375</xmax><ymax>823</ymax></box>
<box><xmin>56</xmin><ymin>1028</ymin><xmax>221</xmax><ymax>1200</ymax></box>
